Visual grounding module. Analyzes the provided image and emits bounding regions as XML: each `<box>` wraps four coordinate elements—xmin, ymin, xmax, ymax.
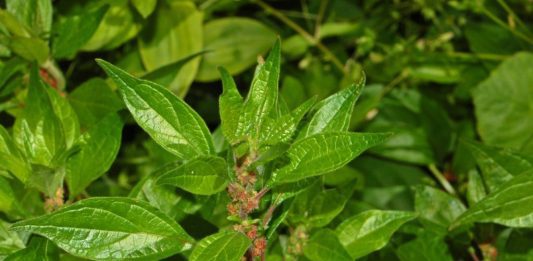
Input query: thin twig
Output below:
<box><xmin>254</xmin><ymin>0</ymin><xmax>347</xmax><ymax>74</ymax></box>
<box><xmin>482</xmin><ymin>7</ymin><xmax>533</xmax><ymax>44</ymax></box>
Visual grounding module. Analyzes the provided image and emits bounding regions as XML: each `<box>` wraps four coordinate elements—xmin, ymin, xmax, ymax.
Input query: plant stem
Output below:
<box><xmin>482</xmin><ymin>7</ymin><xmax>533</xmax><ymax>44</ymax></box>
<box><xmin>313</xmin><ymin>0</ymin><xmax>329</xmax><ymax>39</ymax></box>
<box><xmin>444</xmin><ymin>51</ymin><xmax>509</xmax><ymax>61</ymax></box>
<box><xmin>428</xmin><ymin>164</ymin><xmax>457</xmax><ymax>195</ymax></box>
<box><xmin>496</xmin><ymin>0</ymin><xmax>531</xmax><ymax>34</ymax></box>
<box><xmin>253</xmin><ymin>0</ymin><xmax>347</xmax><ymax>74</ymax></box>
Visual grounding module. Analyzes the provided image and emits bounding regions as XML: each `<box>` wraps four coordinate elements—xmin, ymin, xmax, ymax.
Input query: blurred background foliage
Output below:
<box><xmin>0</xmin><ymin>0</ymin><xmax>532</xmax><ymax>260</ymax></box>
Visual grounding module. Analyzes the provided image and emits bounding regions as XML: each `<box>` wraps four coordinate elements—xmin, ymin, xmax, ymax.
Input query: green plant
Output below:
<box><xmin>1</xmin><ymin>0</ymin><xmax>533</xmax><ymax>260</ymax></box>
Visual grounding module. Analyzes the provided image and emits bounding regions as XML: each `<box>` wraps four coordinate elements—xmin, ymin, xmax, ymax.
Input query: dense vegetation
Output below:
<box><xmin>0</xmin><ymin>0</ymin><xmax>532</xmax><ymax>260</ymax></box>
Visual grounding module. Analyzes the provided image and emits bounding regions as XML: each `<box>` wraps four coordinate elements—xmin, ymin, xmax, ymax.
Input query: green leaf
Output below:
<box><xmin>189</xmin><ymin>230</ymin><xmax>251</xmax><ymax>261</ymax></box>
<box><xmin>10</xmin><ymin>197</ymin><xmax>194</xmax><ymax>260</ymax></box>
<box><xmin>81</xmin><ymin>3</ymin><xmax>141</xmax><ymax>51</ymax></box>
<box><xmin>6</xmin><ymin>0</ymin><xmax>52</xmax><ymax>36</ymax></box>
<box><xmin>68</xmin><ymin>78</ymin><xmax>124</xmax><ymax>129</ymax></box>
<box><xmin>414</xmin><ymin>185</ymin><xmax>466</xmax><ymax>235</ymax></box>
<box><xmin>336</xmin><ymin>210</ymin><xmax>416</xmax><ymax>259</ymax></box>
<box><xmin>13</xmin><ymin>66</ymin><xmax>64</xmax><ymax>167</ymax></box>
<box><xmin>300</xmin><ymin>80</ymin><xmax>364</xmax><ymax>138</ymax></box>
<box><xmin>196</xmin><ymin>18</ymin><xmax>277</xmax><ymax>82</ymax></box>
<box><xmin>0</xmin><ymin>125</ymin><xmax>30</xmax><ymax>182</ymax></box>
<box><xmin>241</xmin><ymin>39</ymin><xmax>281</xmax><ymax>142</ymax></box>
<box><xmin>466</xmin><ymin>170</ymin><xmax>487</xmax><ymax>205</ymax></box>
<box><xmin>0</xmin><ymin>221</ymin><xmax>24</xmax><ymax>258</ymax></box>
<box><xmin>156</xmin><ymin>156</ymin><xmax>228</xmax><ymax>195</ymax></box>
<box><xmin>46</xmin><ymin>83</ymin><xmax>80</xmax><ymax>149</ymax></box>
<box><xmin>303</xmin><ymin>229</ymin><xmax>351</xmax><ymax>261</ymax></box>
<box><xmin>96</xmin><ymin>59</ymin><xmax>215</xmax><ymax>160</ymax></box>
<box><xmin>260</xmin><ymin>96</ymin><xmax>316</xmax><ymax>145</ymax></box>
<box><xmin>52</xmin><ymin>5</ymin><xmax>108</xmax><ymax>59</ymax></box>
<box><xmin>473</xmin><ymin>52</ymin><xmax>533</xmax><ymax>154</ymax></box>
<box><xmin>396</xmin><ymin>232</ymin><xmax>453</xmax><ymax>261</ymax></box>
<box><xmin>0</xmin><ymin>9</ymin><xmax>32</xmax><ymax>37</ymax></box>
<box><xmin>289</xmin><ymin>182</ymin><xmax>352</xmax><ymax>228</ymax></box>
<box><xmin>138</xmin><ymin>1</ymin><xmax>202</xmax><ymax>96</ymax></box>
<box><xmin>218</xmin><ymin>67</ymin><xmax>243</xmax><ymax>144</ymax></box>
<box><xmin>464</xmin><ymin>140</ymin><xmax>533</xmax><ymax>192</ymax></box>
<box><xmin>451</xmin><ymin>170</ymin><xmax>533</xmax><ymax>229</ymax></box>
<box><xmin>5</xmin><ymin>237</ymin><xmax>58</xmax><ymax>261</ymax></box>
<box><xmin>131</xmin><ymin>0</ymin><xmax>157</xmax><ymax>18</ymax></box>
<box><xmin>142</xmin><ymin>51</ymin><xmax>207</xmax><ymax>88</ymax></box>
<box><xmin>0</xmin><ymin>177</ymin><xmax>16</xmax><ymax>214</ymax></box>
<box><xmin>8</xmin><ymin>36</ymin><xmax>49</xmax><ymax>63</ymax></box>
<box><xmin>270</xmin><ymin>132</ymin><xmax>390</xmax><ymax>185</ymax></box>
<box><xmin>66</xmin><ymin>114</ymin><xmax>124</xmax><ymax>197</ymax></box>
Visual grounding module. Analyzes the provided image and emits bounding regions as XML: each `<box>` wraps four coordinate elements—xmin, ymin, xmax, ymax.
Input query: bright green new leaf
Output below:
<box><xmin>473</xmin><ymin>52</ymin><xmax>533</xmax><ymax>154</ymax></box>
<box><xmin>300</xmin><ymin>80</ymin><xmax>364</xmax><ymax>138</ymax></box>
<box><xmin>52</xmin><ymin>5</ymin><xmax>108</xmax><ymax>59</ymax></box>
<box><xmin>0</xmin><ymin>221</ymin><xmax>25</xmax><ymax>257</ymax></box>
<box><xmin>218</xmin><ymin>67</ymin><xmax>244</xmax><ymax>144</ymax></box>
<box><xmin>0</xmin><ymin>177</ymin><xmax>15</xmax><ymax>214</ymax></box>
<box><xmin>189</xmin><ymin>230</ymin><xmax>251</xmax><ymax>261</ymax></box>
<box><xmin>336</xmin><ymin>210</ymin><xmax>416</xmax><ymax>259</ymax></box>
<box><xmin>303</xmin><ymin>229</ymin><xmax>351</xmax><ymax>261</ymax></box>
<box><xmin>13</xmin><ymin>66</ymin><xmax>64</xmax><ymax>167</ymax></box>
<box><xmin>138</xmin><ymin>1</ymin><xmax>202</xmax><ymax>96</ymax></box>
<box><xmin>0</xmin><ymin>9</ymin><xmax>32</xmax><ymax>37</ymax></box>
<box><xmin>96</xmin><ymin>59</ymin><xmax>215</xmax><ymax>160</ymax></box>
<box><xmin>0</xmin><ymin>125</ymin><xmax>29</xmax><ymax>182</ymax></box>
<box><xmin>66</xmin><ymin>114</ymin><xmax>124</xmax><ymax>197</ymax></box>
<box><xmin>270</xmin><ymin>132</ymin><xmax>390</xmax><ymax>185</ymax></box>
<box><xmin>414</xmin><ymin>185</ymin><xmax>466</xmax><ymax>235</ymax></box>
<box><xmin>260</xmin><ymin>96</ymin><xmax>316</xmax><ymax>145</ymax></box>
<box><xmin>196</xmin><ymin>18</ymin><xmax>276</xmax><ymax>82</ymax></box>
<box><xmin>156</xmin><ymin>156</ymin><xmax>228</xmax><ymax>195</ymax></box>
<box><xmin>46</xmin><ymin>84</ymin><xmax>79</xmax><ymax>149</ymax></box>
<box><xmin>10</xmin><ymin>197</ymin><xmax>194</xmax><ymax>260</ymax></box>
<box><xmin>451</xmin><ymin>170</ymin><xmax>533</xmax><ymax>229</ymax></box>
<box><xmin>467</xmin><ymin>170</ymin><xmax>487</xmax><ymax>205</ymax></box>
<box><xmin>68</xmin><ymin>78</ymin><xmax>124</xmax><ymax>129</ymax></box>
<box><xmin>241</xmin><ymin>39</ymin><xmax>281</xmax><ymax>142</ymax></box>
<box><xmin>5</xmin><ymin>237</ymin><xmax>58</xmax><ymax>261</ymax></box>
<box><xmin>465</xmin><ymin>140</ymin><xmax>533</xmax><ymax>192</ymax></box>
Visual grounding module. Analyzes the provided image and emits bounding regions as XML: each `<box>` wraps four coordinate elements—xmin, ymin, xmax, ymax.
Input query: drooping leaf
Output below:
<box><xmin>464</xmin><ymin>140</ymin><xmax>533</xmax><ymax>192</ymax></box>
<box><xmin>138</xmin><ymin>1</ymin><xmax>202</xmax><ymax>96</ymax></box>
<box><xmin>5</xmin><ymin>237</ymin><xmax>58</xmax><ymax>261</ymax></box>
<box><xmin>65</xmin><ymin>114</ymin><xmax>124</xmax><ymax>197</ymax></box>
<box><xmin>336</xmin><ymin>210</ymin><xmax>416</xmax><ymax>259</ymax></box>
<box><xmin>270</xmin><ymin>132</ymin><xmax>390</xmax><ymax>185</ymax></box>
<box><xmin>96</xmin><ymin>59</ymin><xmax>215</xmax><ymax>160</ymax></box>
<box><xmin>52</xmin><ymin>5</ymin><xmax>108</xmax><ymax>59</ymax></box>
<box><xmin>10</xmin><ymin>197</ymin><xmax>194</xmax><ymax>260</ymax></box>
<box><xmin>189</xmin><ymin>230</ymin><xmax>251</xmax><ymax>261</ymax></box>
<box><xmin>156</xmin><ymin>156</ymin><xmax>228</xmax><ymax>195</ymax></box>
<box><xmin>473</xmin><ymin>52</ymin><xmax>533</xmax><ymax>153</ymax></box>
<box><xmin>299</xmin><ymin>80</ymin><xmax>363</xmax><ymax>138</ymax></box>
<box><xmin>240</xmin><ymin>39</ymin><xmax>281</xmax><ymax>143</ymax></box>
<box><xmin>414</xmin><ymin>185</ymin><xmax>466</xmax><ymax>235</ymax></box>
<box><xmin>451</xmin><ymin>170</ymin><xmax>533</xmax><ymax>229</ymax></box>
<box><xmin>303</xmin><ymin>229</ymin><xmax>351</xmax><ymax>261</ymax></box>
<box><xmin>196</xmin><ymin>18</ymin><xmax>276</xmax><ymax>82</ymax></box>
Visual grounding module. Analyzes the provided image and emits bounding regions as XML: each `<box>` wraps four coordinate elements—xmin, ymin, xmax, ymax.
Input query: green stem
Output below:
<box><xmin>496</xmin><ymin>0</ymin><xmax>531</xmax><ymax>34</ymax></box>
<box><xmin>445</xmin><ymin>51</ymin><xmax>510</xmax><ymax>61</ymax></box>
<box><xmin>428</xmin><ymin>164</ymin><xmax>457</xmax><ymax>195</ymax></box>
<box><xmin>482</xmin><ymin>7</ymin><xmax>533</xmax><ymax>44</ymax></box>
<box><xmin>253</xmin><ymin>0</ymin><xmax>346</xmax><ymax>74</ymax></box>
